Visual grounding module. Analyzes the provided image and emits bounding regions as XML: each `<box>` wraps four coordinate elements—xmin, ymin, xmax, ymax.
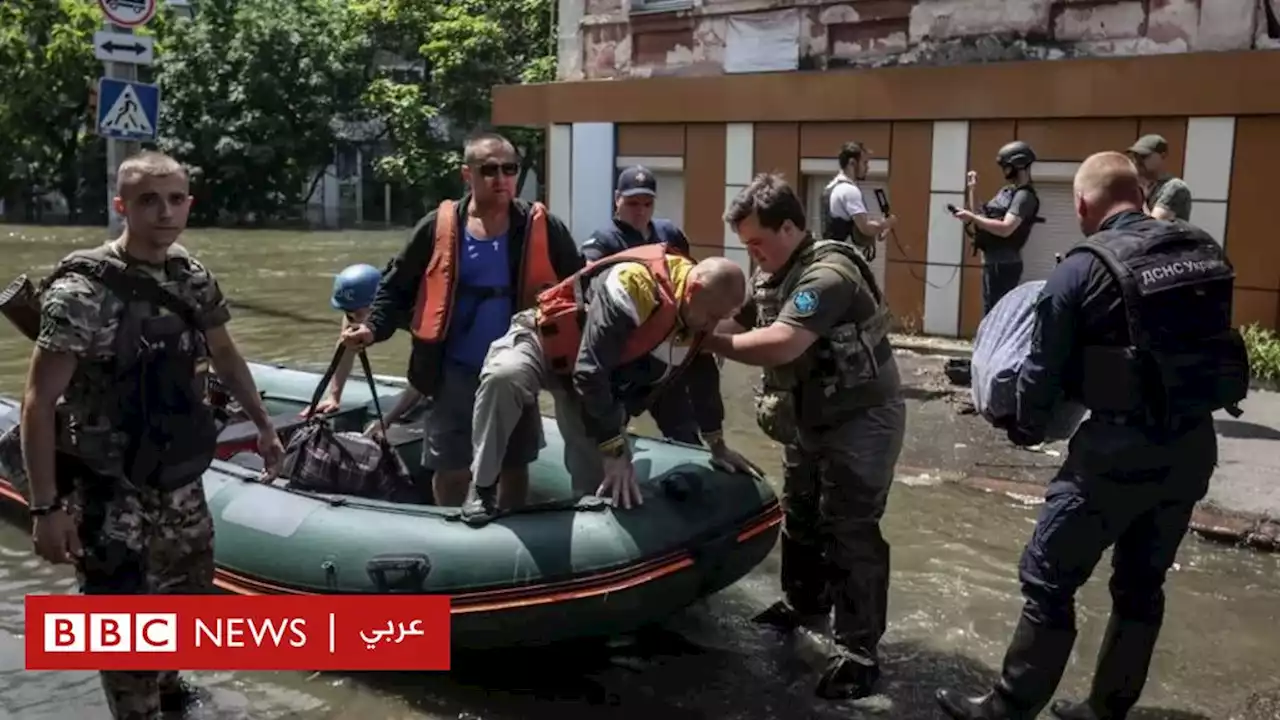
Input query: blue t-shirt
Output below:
<box><xmin>444</xmin><ymin>230</ymin><xmax>513</xmax><ymax>368</ymax></box>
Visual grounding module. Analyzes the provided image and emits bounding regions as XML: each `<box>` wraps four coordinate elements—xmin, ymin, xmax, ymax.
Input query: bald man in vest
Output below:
<box><xmin>342</xmin><ymin>131</ymin><xmax>583</xmax><ymax>509</ymax></box>
<box><xmin>461</xmin><ymin>246</ymin><xmax>761</xmax><ymax>521</ymax></box>
<box><xmin>936</xmin><ymin>152</ymin><xmax>1247</xmax><ymax>719</ymax></box>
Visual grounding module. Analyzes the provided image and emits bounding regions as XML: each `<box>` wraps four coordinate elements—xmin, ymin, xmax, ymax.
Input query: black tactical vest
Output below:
<box><xmin>1065</xmin><ymin>217</ymin><xmax>1249</xmax><ymax>426</ymax></box>
<box><xmin>974</xmin><ymin>184</ymin><xmax>1041</xmax><ymax>253</ymax></box>
<box><xmin>819</xmin><ymin>177</ymin><xmax>876</xmax><ymax>250</ymax></box>
<box><xmin>48</xmin><ymin>246</ymin><xmax>219</xmax><ymax>490</ymax></box>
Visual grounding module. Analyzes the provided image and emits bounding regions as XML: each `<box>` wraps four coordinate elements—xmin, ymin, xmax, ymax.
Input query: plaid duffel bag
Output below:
<box><xmin>282</xmin><ymin>347</ymin><xmax>412</xmax><ymax>501</ymax></box>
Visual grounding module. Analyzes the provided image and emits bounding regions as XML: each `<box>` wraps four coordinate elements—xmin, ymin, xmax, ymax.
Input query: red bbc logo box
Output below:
<box><xmin>26</xmin><ymin>594</ymin><xmax>452</xmax><ymax>672</ymax></box>
<box><xmin>44</xmin><ymin>612</ymin><xmax>178</xmax><ymax>653</ymax></box>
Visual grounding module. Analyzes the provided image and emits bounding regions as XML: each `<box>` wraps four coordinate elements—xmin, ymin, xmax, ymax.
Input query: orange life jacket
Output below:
<box><xmin>409</xmin><ymin>199</ymin><xmax>558</xmax><ymax>343</ymax></box>
<box><xmin>536</xmin><ymin>243</ymin><xmax>696</xmax><ymax>376</ymax></box>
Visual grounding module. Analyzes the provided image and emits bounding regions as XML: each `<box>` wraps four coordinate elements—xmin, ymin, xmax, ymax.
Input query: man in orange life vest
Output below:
<box><xmin>461</xmin><ymin>244</ymin><xmax>761</xmax><ymax>520</ymax></box>
<box><xmin>341</xmin><ymin>131</ymin><xmax>583</xmax><ymax>508</ymax></box>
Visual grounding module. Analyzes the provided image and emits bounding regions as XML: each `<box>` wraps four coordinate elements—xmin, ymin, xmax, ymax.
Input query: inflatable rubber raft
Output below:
<box><xmin>0</xmin><ymin>361</ymin><xmax>782</xmax><ymax>650</ymax></box>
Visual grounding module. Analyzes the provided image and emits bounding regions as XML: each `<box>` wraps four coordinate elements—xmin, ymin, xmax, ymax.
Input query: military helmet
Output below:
<box><xmin>996</xmin><ymin>141</ymin><xmax>1037</xmax><ymax>170</ymax></box>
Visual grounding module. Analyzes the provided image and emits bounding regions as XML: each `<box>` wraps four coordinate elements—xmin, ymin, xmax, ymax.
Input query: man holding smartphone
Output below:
<box><xmin>950</xmin><ymin>141</ymin><xmax>1041</xmax><ymax>315</ymax></box>
<box><xmin>820</xmin><ymin>142</ymin><xmax>897</xmax><ymax>260</ymax></box>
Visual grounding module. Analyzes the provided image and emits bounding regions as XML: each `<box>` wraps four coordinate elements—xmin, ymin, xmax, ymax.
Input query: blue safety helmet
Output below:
<box><xmin>331</xmin><ymin>263</ymin><xmax>382</xmax><ymax>311</ymax></box>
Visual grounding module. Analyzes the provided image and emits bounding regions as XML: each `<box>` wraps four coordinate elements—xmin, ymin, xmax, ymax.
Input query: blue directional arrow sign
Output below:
<box><xmin>96</xmin><ymin>77</ymin><xmax>160</xmax><ymax>141</ymax></box>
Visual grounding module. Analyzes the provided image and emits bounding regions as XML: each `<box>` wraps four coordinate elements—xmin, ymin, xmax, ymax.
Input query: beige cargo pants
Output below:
<box><xmin>470</xmin><ymin>309</ymin><xmax>611</xmax><ymax>497</ymax></box>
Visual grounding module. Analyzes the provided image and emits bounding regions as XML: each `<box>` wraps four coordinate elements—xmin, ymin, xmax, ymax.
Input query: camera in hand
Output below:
<box><xmin>946</xmin><ymin>203</ymin><xmax>960</xmax><ymax>215</ymax></box>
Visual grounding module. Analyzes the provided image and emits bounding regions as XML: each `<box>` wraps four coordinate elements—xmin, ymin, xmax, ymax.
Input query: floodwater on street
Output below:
<box><xmin>1</xmin><ymin>224</ymin><xmax>1278</xmax><ymax>719</ymax></box>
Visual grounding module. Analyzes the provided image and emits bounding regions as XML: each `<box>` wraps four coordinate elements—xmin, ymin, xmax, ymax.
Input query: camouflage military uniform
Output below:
<box><xmin>36</xmin><ymin>242</ymin><xmax>229</xmax><ymax>720</ymax></box>
<box><xmin>1145</xmin><ymin>173</ymin><xmax>1193</xmax><ymax>221</ymax></box>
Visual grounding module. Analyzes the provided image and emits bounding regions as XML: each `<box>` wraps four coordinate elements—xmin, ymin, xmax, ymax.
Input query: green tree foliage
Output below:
<box><xmin>351</xmin><ymin>0</ymin><xmax>557</xmax><ymax>206</ymax></box>
<box><xmin>0</xmin><ymin>0</ymin><xmax>102</xmax><ymax>221</ymax></box>
<box><xmin>0</xmin><ymin>0</ymin><xmax>557</xmax><ymax>225</ymax></box>
<box><xmin>153</xmin><ymin>0</ymin><xmax>371</xmax><ymax>224</ymax></box>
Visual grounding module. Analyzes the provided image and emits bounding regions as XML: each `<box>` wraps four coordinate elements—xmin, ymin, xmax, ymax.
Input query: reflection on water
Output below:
<box><xmin>1</xmin><ymin>225</ymin><xmax>1278</xmax><ymax>719</ymax></box>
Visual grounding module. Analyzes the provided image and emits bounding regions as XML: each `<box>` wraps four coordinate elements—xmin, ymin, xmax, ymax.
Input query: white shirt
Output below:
<box><xmin>826</xmin><ymin>173</ymin><xmax>867</xmax><ymax>220</ymax></box>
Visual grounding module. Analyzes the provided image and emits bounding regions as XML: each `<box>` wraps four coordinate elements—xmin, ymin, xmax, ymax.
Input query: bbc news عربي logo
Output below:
<box><xmin>26</xmin><ymin>594</ymin><xmax>451</xmax><ymax>672</ymax></box>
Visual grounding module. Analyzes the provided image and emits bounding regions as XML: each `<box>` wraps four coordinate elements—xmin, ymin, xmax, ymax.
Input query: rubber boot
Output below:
<box><xmin>1049</xmin><ymin>616</ymin><xmax>1161</xmax><ymax>720</ymax></box>
<box><xmin>752</xmin><ymin>600</ymin><xmax>829</xmax><ymax>633</ymax></box>
<box><xmin>816</xmin><ymin>651</ymin><xmax>880</xmax><ymax>700</ymax></box>
<box><xmin>935</xmin><ymin>616</ymin><xmax>1078</xmax><ymax>720</ymax></box>
<box><xmin>160</xmin><ymin>676</ymin><xmax>209</xmax><ymax>713</ymax></box>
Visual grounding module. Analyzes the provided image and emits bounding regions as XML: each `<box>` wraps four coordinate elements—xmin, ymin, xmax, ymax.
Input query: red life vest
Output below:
<box><xmin>535</xmin><ymin>244</ymin><xmax>690</xmax><ymax>376</ymax></box>
<box><xmin>409</xmin><ymin>199</ymin><xmax>558</xmax><ymax>343</ymax></box>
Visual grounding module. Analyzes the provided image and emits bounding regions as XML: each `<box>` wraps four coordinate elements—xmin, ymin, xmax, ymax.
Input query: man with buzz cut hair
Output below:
<box><xmin>342</xmin><ymin>130</ymin><xmax>583</xmax><ymax>510</ymax></box>
<box><xmin>936</xmin><ymin>151</ymin><xmax>1249</xmax><ymax>720</ymax></box>
<box><xmin>7</xmin><ymin>150</ymin><xmax>284</xmax><ymax>718</ymax></box>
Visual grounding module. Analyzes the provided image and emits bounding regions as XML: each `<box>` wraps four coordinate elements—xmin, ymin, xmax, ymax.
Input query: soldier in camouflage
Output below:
<box><xmin>706</xmin><ymin>173</ymin><xmax>907</xmax><ymax>701</ymax></box>
<box><xmin>1127</xmin><ymin>134</ymin><xmax>1193</xmax><ymax>222</ymax></box>
<box><xmin>19</xmin><ymin>151</ymin><xmax>284</xmax><ymax>719</ymax></box>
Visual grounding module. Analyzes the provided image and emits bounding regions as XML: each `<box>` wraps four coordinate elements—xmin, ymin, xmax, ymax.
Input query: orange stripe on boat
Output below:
<box><xmin>2</xmin><ymin>476</ymin><xmax>780</xmax><ymax>614</ymax></box>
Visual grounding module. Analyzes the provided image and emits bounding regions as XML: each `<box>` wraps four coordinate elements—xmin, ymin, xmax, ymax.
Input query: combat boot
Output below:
<box><xmin>1049</xmin><ymin>615</ymin><xmax>1162</xmax><ymax>720</ymax></box>
<box><xmin>935</xmin><ymin>616</ymin><xmax>1077</xmax><ymax>720</ymax></box>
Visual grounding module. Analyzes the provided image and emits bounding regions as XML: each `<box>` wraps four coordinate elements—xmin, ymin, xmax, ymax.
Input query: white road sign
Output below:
<box><xmin>98</xmin><ymin>0</ymin><xmax>158</xmax><ymax>28</ymax></box>
<box><xmin>94</xmin><ymin>31</ymin><xmax>154</xmax><ymax>65</ymax></box>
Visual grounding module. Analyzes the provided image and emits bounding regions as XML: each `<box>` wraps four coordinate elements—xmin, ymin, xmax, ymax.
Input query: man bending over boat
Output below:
<box><xmin>462</xmin><ymin>244</ymin><xmax>761</xmax><ymax>521</ymax></box>
<box><xmin>16</xmin><ymin>151</ymin><xmax>284</xmax><ymax>718</ymax></box>
<box><xmin>340</xmin><ymin>131</ymin><xmax>583</xmax><ymax>509</ymax></box>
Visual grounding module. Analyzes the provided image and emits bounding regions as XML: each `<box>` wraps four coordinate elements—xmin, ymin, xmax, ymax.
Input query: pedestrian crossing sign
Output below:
<box><xmin>96</xmin><ymin>77</ymin><xmax>160</xmax><ymax>141</ymax></box>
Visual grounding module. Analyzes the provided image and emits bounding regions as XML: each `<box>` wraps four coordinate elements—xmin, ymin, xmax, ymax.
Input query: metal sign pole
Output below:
<box><xmin>104</xmin><ymin>21</ymin><xmax>140</xmax><ymax>238</ymax></box>
<box><xmin>96</xmin><ymin>0</ymin><xmax>159</xmax><ymax>237</ymax></box>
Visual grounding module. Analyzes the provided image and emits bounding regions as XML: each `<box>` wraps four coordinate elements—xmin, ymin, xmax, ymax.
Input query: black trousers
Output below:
<box><xmin>982</xmin><ymin>261</ymin><xmax>1024</xmax><ymax>316</ymax></box>
<box><xmin>780</xmin><ymin>398</ymin><xmax>907</xmax><ymax>665</ymax></box>
<box><xmin>1018</xmin><ymin>417</ymin><xmax>1215</xmax><ymax>631</ymax></box>
<box><xmin>646</xmin><ymin>375</ymin><xmax>702</xmax><ymax>445</ymax></box>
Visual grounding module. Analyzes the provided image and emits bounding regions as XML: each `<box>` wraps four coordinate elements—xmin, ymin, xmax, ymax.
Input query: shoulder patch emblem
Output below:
<box><xmin>791</xmin><ymin>289</ymin><xmax>819</xmax><ymax>316</ymax></box>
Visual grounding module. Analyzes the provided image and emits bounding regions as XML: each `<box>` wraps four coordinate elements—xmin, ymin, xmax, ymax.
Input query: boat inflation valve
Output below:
<box><xmin>366</xmin><ymin>553</ymin><xmax>432</xmax><ymax>593</ymax></box>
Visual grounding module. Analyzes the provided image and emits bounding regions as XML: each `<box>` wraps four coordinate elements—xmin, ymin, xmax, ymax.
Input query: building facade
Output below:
<box><xmin>493</xmin><ymin>0</ymin><xmax>1280</xmax><ymax>337</ymax></box>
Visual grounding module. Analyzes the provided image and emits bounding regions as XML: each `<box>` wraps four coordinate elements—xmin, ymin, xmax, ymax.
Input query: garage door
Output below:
<box><xmin>652</xmin><ymin>171</ymin><xmax>684</xmax><ymax>229</ymax></box>
<box><xmin>1020</xmin><ymin>183</ymin><xmax>1087</xmax><ymax>283</ymax></box>
<box><xmin>805</xmin><ymin>174</ymin><xmax>887</xmax><ymax>290</ymax></box>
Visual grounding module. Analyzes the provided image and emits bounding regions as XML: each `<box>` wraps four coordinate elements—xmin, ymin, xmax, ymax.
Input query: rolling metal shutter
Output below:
<box><xmin>1019</xmin><ymin>182</ymin><xmax>1086</xmax><ymax>283</ymax></box>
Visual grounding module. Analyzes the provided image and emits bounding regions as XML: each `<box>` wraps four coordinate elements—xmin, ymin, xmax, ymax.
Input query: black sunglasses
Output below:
<box><xmin>476</xmin><ymin>162</ymin><xmax>520</xmax><ymax>178</ymax></box>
